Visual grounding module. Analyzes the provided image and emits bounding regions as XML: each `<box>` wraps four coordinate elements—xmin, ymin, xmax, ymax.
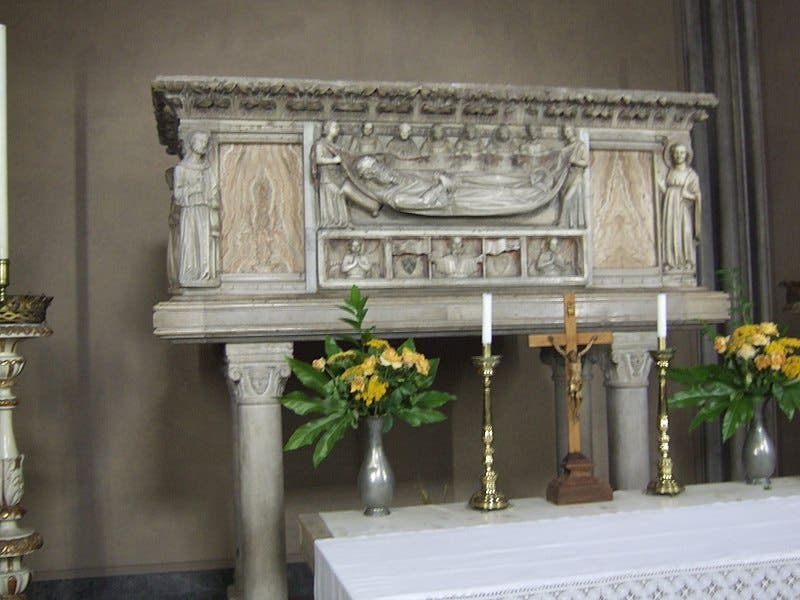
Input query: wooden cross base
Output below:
<box><xmin>546</xmin><ymin>452</ymin><xmax>613</xmax><ymax>505</ymax></box>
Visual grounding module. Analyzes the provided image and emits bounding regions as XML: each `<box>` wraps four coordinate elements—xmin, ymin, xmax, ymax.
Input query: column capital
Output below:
<box><xmin>224</xmin><ymin>342</ymin><xmax>293</xmax><ymax>406</ymax></box>
<box><xmin>602</xmin><ymin>332</ymin><xmax>655</xmax><ymax>388</ymax></box>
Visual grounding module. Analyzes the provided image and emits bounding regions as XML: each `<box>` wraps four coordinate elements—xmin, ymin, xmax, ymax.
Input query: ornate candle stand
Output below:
<box><xmin>0</xmin><ymin>275</ymin><xmax>52</xmax><ymax>599</ymax></box>
<box><xmin>469</xmin><ymin>344</ymin><xmax>509</xmax><ymax>511</ymax></box>
<box><xmin>646</xmin><ymin>337</ymin><xmax>684</xmax><ymax>496</ymax></box>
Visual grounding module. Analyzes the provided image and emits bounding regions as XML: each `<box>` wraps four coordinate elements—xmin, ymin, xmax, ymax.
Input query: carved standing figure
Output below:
<box><xmin>551</xmin><ymin>339</ymin><xmax>596</xmax><ymax>430</ymax></box>
<box><xmin>312</xmin><ymin>121</ymin><xmax>350</xmax><ymax>227</ymax></box>
<box><xmin>454</xmin><ymin>124</ymin><xmax>483</xmax><ymax>159</ymax></box>
<box><xmin>661</xmin><ymin>142</ymin><xmax>701</xmax><ymax>271</ymax></box>
<box><xmin>170</xmin><ymin>130</ymin><xmax>220</xmax><ymax>287</ymax></box>
<box><xmin>420</xmin><ymin>124</ymin><xmax>452</xmax><ymax>168</ymax></box>
<box><xmin>558</xmin><ymin>126</ymin><xmax>589</xmax><ymax>228</ymax></box>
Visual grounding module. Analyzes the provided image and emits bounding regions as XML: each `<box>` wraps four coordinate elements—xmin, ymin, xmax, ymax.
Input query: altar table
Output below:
<box><xmin>308</xmin><ymin>479</ymin><xmax>800</xmax><ymax>599</ymax></box>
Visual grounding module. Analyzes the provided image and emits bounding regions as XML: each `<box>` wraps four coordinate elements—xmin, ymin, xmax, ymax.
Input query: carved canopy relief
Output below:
<box><xmin>219</xmin><ymin>143</ymin><xmax>305</xmax><ymax>275</ymax></box>
<box><xmin>591</xmin><ymin>150</ymin><xmax>657</xmax><ymax>269</ymax></box>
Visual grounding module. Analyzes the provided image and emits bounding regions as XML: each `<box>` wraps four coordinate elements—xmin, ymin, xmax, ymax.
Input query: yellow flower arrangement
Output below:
<box><xmin>670</xmin><ymin>320</ymin><xmax>800</xmax><ymax>440</ymax></box>
<box><xmin>279</xmin><ymin>286</ymin><xmax>455</xmax><ymax>466</ymax></box>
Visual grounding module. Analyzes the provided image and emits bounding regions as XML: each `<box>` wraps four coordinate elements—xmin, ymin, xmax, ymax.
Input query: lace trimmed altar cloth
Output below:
<box><xmin>314</xmin><ymin>485</ymin><xmax>800</xmax><ymax>599</ymax></box>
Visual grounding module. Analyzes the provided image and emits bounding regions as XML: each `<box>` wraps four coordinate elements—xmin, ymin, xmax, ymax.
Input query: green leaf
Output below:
<box><xmin>721</xmin><ymin>408</ymin><xmax>738</xmax><ymax>441</ymax></box>
<box><xmin>668</xmin><ymin>385</ymin><xmax>732</xmax><ymax>408</ymax></box>
<box><xmin>777</xmin><ymin>394</ymin><xmax>796</xmax><ymax>421</ymax></box>
<box><xmin>280</xmin><ymin>390</ymin><xmax>325</xmax><ymax>415</ymax></box>
<box><xmin>398</xmin><ymin>338</ymin><xmax>416</xmax><ymax>352</ymax></box>
<box><xmin>382</xmin><ymin>413</ymin><xmax>394</xmax><ymax>434</ymax></box>
<box><xmin>312</xmin><ymin>415</ymin><xmax>351</xmax><ymax>467</ymax></box>
<box><xmin>688</xmin><ymin>401</ymin><xmax>727</xmax><ymax>431</ymax></box>
<box><xmin>412</xmin><ymin>390</ymin><xmax>455</xmax><ymax>409</ymax></box>
<box><xmin>284</xmin><ymin>412</ymin><xmax>345</xmax><ymax>451</ymax></box>
<box><xmin>324</xmin><ymin>335</ymin><xmax>342</xmax><ymax>358</ymax></box>
<box><xmin>288</xmin><ymin>357</ymin><xmax>329</xmax><ymax>395</ymax></box>
<box><xmin>397</xmin><ymin>407</ymin><xmax>447</xmax><ymax>426</ymax></box>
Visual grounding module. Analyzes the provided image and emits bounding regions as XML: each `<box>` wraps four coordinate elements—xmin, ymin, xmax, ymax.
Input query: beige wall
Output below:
<box><xmin>758</xmin><ymin>2</ymin><xmax>800</xmax><ymax>476</ymax></box>
<box><xmin>0</xmin><ymin>0</ymin><xmax>687</xmax><ymax>577</ymax></box>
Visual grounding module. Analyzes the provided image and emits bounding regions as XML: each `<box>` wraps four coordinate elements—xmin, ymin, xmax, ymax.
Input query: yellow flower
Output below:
<box><xmin>366</xmin><ymin>338</ymin><xmax>390</xmax><ymax>350</ymax></box>
<box><xmin>362</xmin><ymin>375</ymin><xmax>388</xmax><ymax>406</ymax></box>
<box><xmin>780</xmin><ymin>337</ymin><xmax>800</xmax><ymax>351</ymax></box>
<box><xmin>759</xmin><ymin>322</ymin><xmax>779</xmax><ymax>336</ymax></box>
<box><xmin>713</xmin><ymin>336</ymin><xmax>729</xmax><ymax>354</ymax></box>
<box><xmin>402</xmin><ymin>347</ymin><xmax>430</xmax><ymax>375</ymax></box>
<box><xmin>328</xmin><ymin>350</ymin><xmax>356</xmax><ymax>362</ymax></box>
<box><xmin>379</xmin><ymin>347</ymin><xmax>403</xmax><ymax>369</ymax></box>
<box><xmin>754</xmin><ymin>354</ymin><xmax>771</xmax><ymax>371</ymax></box>
<box><xmin>737</xmin><ymin>343</ymin><xmax>757</xmax><ymax>361</ymax></box>
<box><xmin>350</xmin><ymin>374</ymin><xmax>366</xmax><ymax>393</ymax></box>
<box><xmin>770</xmin><ymin>352</ymin><xmax>786</xmax><ymax>370</ymax></box>
<box><xmin>341</xmin><ymin>355</ymin><xmax>378</xmax><ymax>380</ymax></box>
<box><xmin>750</xmin><ymin>333</ymin><xmax>769</xmax><ymax>347</ymax></box>
<box><xmin>312</xmin><ymin>357</ymin><xmax>326</xmax><ymax>371</ymax></box>
<box><xmin>783</xmin><ymin>356</ymin><xmax>800</xmax><ymax>379</ymax></box>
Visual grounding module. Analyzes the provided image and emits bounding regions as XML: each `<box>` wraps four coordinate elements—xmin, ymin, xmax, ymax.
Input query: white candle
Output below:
<box><xmin>657</xmin><ymin>293</ymin><xmax>667</xmax><ymax>339</ymax></box>
<box><xmin>0</xmin><ymin>25</ymin><xmax>7</xmax><ymax>259</ymax></box>
<box><xmin>481</xmin><ymin>293</ymin><xmax>492</xmax><ymax>346</ymax></box>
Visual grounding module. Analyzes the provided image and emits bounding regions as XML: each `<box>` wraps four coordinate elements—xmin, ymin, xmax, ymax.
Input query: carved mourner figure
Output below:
<box><xmin>350</xmin><ymin>122</ymin><xmax>382</xmax><ymax>155</ymax></box>
<box><xmin>454</xmin><ymin>124</ymin><xmax>483</xmax><ymax>159</ymax></box>
<box><xmin>431</xmin><ymin>236</ymin><xmax>483</xmax><ymax>278</ymax></box>
<box><xmin>558</xmin><ymin>126</ymin><xmax>589</xmax><ymax>228</ymax></box>
<box><xmin>312</xmin><ymin>121</ymin><xmax>349</xmax><ymax>227</ymax></box>
<box><xmin>341</xmin><ymin>239</ymin><xmax>372</xmax><ymax>278</ymax></box>
<box><xmin>386</xmin><ymin>123</ymin><xmax>419</xmax><ymax>159</ymax></box>
<box><xmin>536</xmin><ymin>237</ymin><xmax>565</xmax><ymax>275</ymax></box>
<box><xmin>420</xmin><ymin>124</ymin><xmax>452</xmax><ymax>167</ymax></box>
<box><xmin>518</xmin><ymin>124</ymin><xmax>546</xmax><ymax>157</ymax></box>
<box><xmin>660</xmin><ymin>142</ymin><xmax>701</xmax><ymax>271</ymax></box>
<box><xmin>169</xmin><ymin>130</ymin><xmax>220</xmax><ymax>287</ymax></box>
<box><xmin>485</xmin><ymin>125</ymin><xmax>515</xmax><ymax>159</ymax></box>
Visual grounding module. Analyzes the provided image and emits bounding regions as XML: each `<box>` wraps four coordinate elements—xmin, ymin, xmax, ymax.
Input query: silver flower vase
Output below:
<box><xmin>743</xmin><ymin>397</ymin><xmax>776</xmax><ymax>489</ymax></box>
<box><xmin>358</xmin><ymin>415</ymin><xmax>394</xmax><ymax>516</ymax></box>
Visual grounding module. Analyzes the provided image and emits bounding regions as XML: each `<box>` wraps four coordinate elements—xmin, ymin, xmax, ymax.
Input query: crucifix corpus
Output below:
<box><xmin>529</xmin><ymin>292</ymin><xmax>614</xmax><ymax>505</ymax></box>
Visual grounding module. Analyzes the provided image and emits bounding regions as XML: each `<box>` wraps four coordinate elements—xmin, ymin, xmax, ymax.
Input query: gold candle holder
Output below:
<box><xmin>0</xmin><ymin>258</ymin><xmax>8</xmax><ymax>304</ymax></box>
<box><xmin>646</xmin><ymin>337</ymin><xmax>684</xmax><ymax>496</ymax></box>
<box><xmin>469</xmin><ymin>343</ymin><xmax>509</xmax><ymax>511</ymax></box>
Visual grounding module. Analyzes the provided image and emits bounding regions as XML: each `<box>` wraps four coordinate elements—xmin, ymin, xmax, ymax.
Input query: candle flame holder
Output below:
<box><xmin>469</xmin><ymin>343</ymin><xmax>509</xmax><ymax>511</ymax></box>
<box><xmin>646</xmin><ymin>337</ymin><xmax>684</xmax><ymax>496</ymax></box>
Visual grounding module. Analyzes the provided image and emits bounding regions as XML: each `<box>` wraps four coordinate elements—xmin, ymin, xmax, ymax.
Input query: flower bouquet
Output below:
<box><xmin>668</xmin><ymin>321</ymin><xmax>800</xmax><ymax>440</ymax></box>
<box><xmin>280</xmin><ymin>286</ymin><xmax>455</xmax><ymax>467</ymax></box>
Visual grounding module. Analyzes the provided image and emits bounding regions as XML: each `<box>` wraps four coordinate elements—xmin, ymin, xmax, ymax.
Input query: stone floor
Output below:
<box><xmin>27</xmin><ymin>564</ymin><xmax>314</xmax><ymax>599</ymax></box>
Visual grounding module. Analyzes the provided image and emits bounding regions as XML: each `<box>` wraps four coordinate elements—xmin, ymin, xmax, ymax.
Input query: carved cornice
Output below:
<box><xmin>152</xmin><ymin>76</ymin><xmax>718</xmax><ymax>155</ymax></box>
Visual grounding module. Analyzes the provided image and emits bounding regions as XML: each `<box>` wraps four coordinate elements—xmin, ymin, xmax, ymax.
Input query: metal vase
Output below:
<box><xmin>358</xmin><ymin>415</ymin><xmax>394</xmax><ymax>516</ymax></box>
<box><xmin>743</xmin><ymin>397</ymin><xmax>776</xmax><ymax>489</ymax></box>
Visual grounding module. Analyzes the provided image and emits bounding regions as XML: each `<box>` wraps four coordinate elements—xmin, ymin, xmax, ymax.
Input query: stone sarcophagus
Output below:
<box><xmin>155</xmin><ymin>77</ymin><xmax>720</xmax><ymax>314</ymax></box>
<box><xmin>151</xmin><ymin>77</ymin><xmax>728</xmax><ymax>600</ymax></box>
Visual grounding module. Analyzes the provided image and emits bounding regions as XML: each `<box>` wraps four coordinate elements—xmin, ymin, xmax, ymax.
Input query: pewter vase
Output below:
<box><xmin>358</xmin><ymin>415</ymin><xmax>394</xmax><ymax>516</ymax></box>
<box><xmin>743</xmin><ymin>397</ymin><xmax>776</xmax><ymax>489</ymax></box>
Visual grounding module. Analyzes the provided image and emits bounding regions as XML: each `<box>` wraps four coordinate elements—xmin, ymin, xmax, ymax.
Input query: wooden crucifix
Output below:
<box><xmin>529</xmin><ymin>292</ymin><xmax>614</xmax><ymax>505</ymax></box>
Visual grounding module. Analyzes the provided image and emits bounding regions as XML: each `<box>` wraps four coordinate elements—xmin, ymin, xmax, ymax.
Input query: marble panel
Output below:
<box><xmin>219</xmin><ymin>143</ymin><xmax>305</xmax><ymax>275</ymax></box>
<box><xmin>591</xmin><ymin>150</ymin><xmax>657</xmax><ymax>269</ymax></box>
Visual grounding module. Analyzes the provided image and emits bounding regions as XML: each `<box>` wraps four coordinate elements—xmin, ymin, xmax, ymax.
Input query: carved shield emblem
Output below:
<box><xmin>401</xmin><ymin>256</ymin><xmax>418</xmax><ymax>275</ymax></box>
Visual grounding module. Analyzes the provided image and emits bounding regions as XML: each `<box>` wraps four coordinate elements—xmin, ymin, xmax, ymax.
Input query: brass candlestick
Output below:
<box><xmin>646</xmin><ymin>337</ymin><xmax>684</xmax><ymax>496</ymax></box>
<box><xmin>469</xmin><ymin>343</ymin><xmax>509</xmax><ymax>511</ymax></box>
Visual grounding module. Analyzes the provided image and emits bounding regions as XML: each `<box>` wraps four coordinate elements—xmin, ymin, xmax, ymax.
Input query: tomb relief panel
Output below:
<box><xmin>311</xmin><ymin>122</ymin><xmax>585</xmax><ymax>229</ymax></box>
<box><xmin>324</xmin><ymin>238</ymin><xmax>385</xmax><ymax>280</ymax></box>
<box><xmin>219</xmin><ymin>143</ymin><xmax>305</xmax><ymax>275</ymax></box>
<box><xmin>431</xmin><ymin>237</ymin><xmax>484</xmax><ymax>279</ymax></box>
<box><xmin>484</xmin><ymin>238</ymin><xmax>522</xmax><ymax>278</ymax></box>
<box><xmin>391</xmin><ymin>238</ymin><xmax>429</xmax><ymax>280</ymax></box>
<box><xmin>527</xmin><ymin>237</ymin><xmax>582</xmax><ymax>278</ymax></box>
<box><xmin>591</xmin><ymin>150</ymin><xmax>656</xmax><ymax>269</ymax></box>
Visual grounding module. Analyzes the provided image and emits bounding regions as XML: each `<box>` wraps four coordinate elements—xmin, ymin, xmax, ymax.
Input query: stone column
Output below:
<box><xmin>540</xmin><ymin>347</ymin><xmax>598</xmax><ymax>470</ymax></box>
<box><xmin>602</xmin><ymin>332</ymin><xmax>655</xmax><ymax>491</ymax></box>
<box><xmin>224</xmin><ymin>342</ymin><xmax>292</xmax><ymax>600</ymax></box>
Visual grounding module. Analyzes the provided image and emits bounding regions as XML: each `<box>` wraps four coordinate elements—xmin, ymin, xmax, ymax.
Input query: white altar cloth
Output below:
<box><xmin>314</xmin><ymin>487</ymin><xmax>800</xmax><ymax>599</ymax></box>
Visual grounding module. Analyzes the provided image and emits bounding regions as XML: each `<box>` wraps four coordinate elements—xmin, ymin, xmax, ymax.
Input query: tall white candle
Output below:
<box><xmin>0</xmin><ymin>25</ymin><xmax>7</xmax><ymax>259</ymax></box>
<box><xmin>482</xmin><ymin>293</ymin><xmax>492</xmax><ymax>346</ymax></box>
<box><xmin>657</xmin><ymin>293</ymin><xmax>667</xmax><ymax>339</ymax></box>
